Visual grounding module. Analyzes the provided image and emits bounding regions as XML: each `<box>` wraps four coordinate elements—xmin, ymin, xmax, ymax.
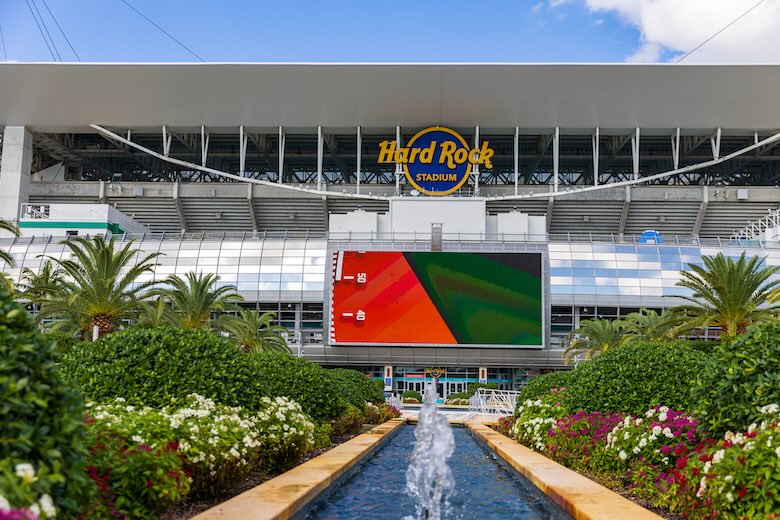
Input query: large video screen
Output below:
<box><xmin>329</xmin><ymin>251</ymin><xmax>543</xmax><ymax>347</ymax></box>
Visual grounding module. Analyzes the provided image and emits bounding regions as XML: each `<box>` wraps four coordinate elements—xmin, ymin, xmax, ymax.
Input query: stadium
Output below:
<box><xmin>2</xmin><ymin>62</ymin><xmax>780</xmax><ymax>397</ymax></box>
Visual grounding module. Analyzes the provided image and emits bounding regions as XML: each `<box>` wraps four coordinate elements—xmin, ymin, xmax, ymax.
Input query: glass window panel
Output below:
<box><xmin>549</xmin><ymin>259</ymin><xmax>572</xmax><ymax>268</ymax></box>
<box><xmin>594</xmin><ymin>286</ymin><xmax>619</xmax><ymax>295</ymax></box>
<box><xmin>618</xmin><ymin>278</ymin><xmax>640</xmax><ymax>286</ymax></box>
<box><xmin>618</xmin><ymin>286</ymin><xmax>641</xmax><ymax>295</ymax></box>
<box><xmin>550</xmin><ymin>268</ymin><xmax>572</xmax><ymax>276</ymax></box>
<box><xmin>550</xmin><ymin>285</ymin><xmax>571</xmax><ymax>294</ymax></box>
<box><xmin>615</xmin><ymin>245</ymin><xmax>636</xmax><ymax>253</ymax></box>
<box><xmin>571</xmin><ymin>285</ymin><xmax>596</xmax><ymax>295</ymax></box>
<box><xmin>594</xmin><ymin>269</ymin><xmax>618</xmax><ymax>277</ymax></box>
<box><xmin>595</xmin><ymin>277</ymin><xmax>618</xmax><ymax>286</ymax></box>
<box><xmin>571</xmin><ymin>268</ymin><xmax>595</xmax><ymax>276</ymax></box>
<box><xmin>259</xmin><ymin>265</ymin><xmax>282</xmax><ymax>273</ymax></box>
<box><xmin>572</xmin><ymin>277</ymin><xmax>596</xmax><ymax>285</ymax></box>
<box><xmin>550</xmin><ymin>276</ymin><xmax>572</xmax><ymax>285</ymax></box>
<box><xmin>572</xmin><ymin>260</ymin><xmax>595</xmax><ymax>268</ymax></box>
<box><xmin>640</xmin><ymin>279</ymin><xmax>662</xmax><ymax>287</ymax></box>
<box><xmin>638</xmin><ymin>270</ymin><xmax>662</xmax><ymax>278</ymax></box>
<box><xmin>617</xmin><ymin>269</ymin><xmax>639</xmax><ymax>277</ymax></box>
<box><xmin>641</xmin><ymin>287</ymin><xmax>664</xmax><ymax>297</ymax></box>
<box><xmin>303</xmin><ymin>283</ymin><xmax>324</xmax><ymax>291</ymax></box>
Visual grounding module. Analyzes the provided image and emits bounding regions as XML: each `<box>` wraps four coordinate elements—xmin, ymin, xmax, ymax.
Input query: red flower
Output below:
<box><xmin>737</xmin><ymin>455</ymin><xmax>746</xmax><ymax>465</ymax></box>
<box><xmin>723</xmin><ymin>440</ymin><xmax>733</xmax><ymax>448</ymax></box>
<box><xmin>692</xmin><ymin>467</ymin><xmax>700</xmax><ymax>476</ymax></box>
<box><xmin>146</xmin><ymin>480</ymin><xmax>154</xmax><ymax>488</ymax></box>
<box><xmin>166</xmin><ymin>441</ymin><xmax>180</xmax><ymax>451</ymax></box>
<box><xmin>737</xmin><ymin>487</ymin><xmax>748</xmax><ymax>499</ymax></box>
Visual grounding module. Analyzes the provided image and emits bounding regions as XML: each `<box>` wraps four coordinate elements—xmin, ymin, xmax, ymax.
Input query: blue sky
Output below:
<box><xmin>0</xmin><ymin>0</ymin><xmax>645</xmax><ymax>62</ymax></box>
<box><xmin>2</xmin><ymin>1</ymin><xmax>777</xmax><ymax>64</ymax></box>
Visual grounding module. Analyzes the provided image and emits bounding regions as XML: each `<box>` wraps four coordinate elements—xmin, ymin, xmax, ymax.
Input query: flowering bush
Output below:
<box><xmin>0</xmin><ymin>287</ymin><xmax>92</xmax><ymax>518</ymax></box>
<box><xmin>331</xmin><ymin>405</ymin><xmax>365</xmax><ymax>436</ymax></box>
<box><xmin>493</xmin><ymin>416</ymin><xmax>515</xmax><ymax>437</ymax></box>
<box><xmin>545</xmin><ymin>411</ymin><xmax>624</xmax><ymax>472</ymax></box>
<box><xmin>678</xmin><ymin>404</ymin><xmax>780</xmax><ymax>518</ymax></box>
<box><xmin>84</xmin><ymin>429</ymin><xmax>189</xmax><ymax>519</ymax></box>
<box><xmin>511</xmin><ymin>390</ymin><xmax>567</xmax><ymax>452</ymax></box>
<box><xmin>87</xmin><ymin>394</ymin><xmax>314</xmax><ymax>493</ymax></box>
<box><xmin>328</xmin><ymin>369</ymin><xmax>384</xmax><ymax>408</ymax></box>
<box><xmin>445</xmin><ymin>398</ymin><xmax>470</xmax><ymax>406</ymax></box>
<box><xmin>606</xmin><ymin>406</ymin><xmax>702</xmax><ymax>501</ymax></box>
<box><xmin>692</xmin><ymin>322</ymin><xmax>780</xmax><ymax>436</ymax></box>
<box><xmin>0</xmin><ymin>464</ymin><xmax>58</xmax><ymax>519</ymax></box>
<box><xmin>377</xmin><ymin>403</ymin><xmax>401</xmax><ymax>423</ymax></box>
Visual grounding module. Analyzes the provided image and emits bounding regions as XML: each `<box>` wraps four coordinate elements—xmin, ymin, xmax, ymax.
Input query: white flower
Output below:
<box><xmin>633</xmin><ymin>446</ymin><xmax>641</xmax><ymax>454</ymax></box>
<box><xmin>724</xmin><ymin>475</ymin><xmax>733</xmax><ymax>482</ymax></box>
<box><xmin>658</xmin><ymin>412</ymin><xmax>668</xmax><ymax>422</ymax></box>
<box><xmin>659</xmin><ymin>406</ymin><xmax>669</xmax><ymax>413</ymax></box>
<box><xmin>634</xmin><ymin>418</ymin><xmax>643</xmax><ymax>426</ymax></box>
<box><xmin>712</xmin><ymin>449</ymin><xmax>725</xmax><ymax>464</ymax></box>
<box><xmin>662</xmin><ymin>456</ymin><xmax>669</xmax><ymax>465</ymax></box>
<box><xmin>652</xmin><ymin>426</ymin><xmax>662</xmax><ymax>436</ymax></box>
<box><xmin>40</xmin><ymin>494</ymin><xmax>56</xmax><ymax>518</ymax></box>
<box><xmin>639</xmin><ymin>438</ymin><xmax>648</xmax><ymax>448</ymax></box>
<box><xmin>0</xmin><ymin>495</ymin><xmax>9</xmax><ymax>511</ymax></box>
<box><xmin>760</xmin><ymin>403</ymin><xmax>779</xmax><ymax>415</ymax></box>
<box><xmin>619</xmin><ymin>450</ymin><xmax>628</xmax><ymax>461</ymax></box>
<box><xmin>30</xmin><ymin>503</ymin><xmax>40</xmax><ymax>518</ymax></box>
<box><xmin>663</xmin><ymin>427</ymin><xmax>674</xmax><ymax>439</ymax></box>
<box><xmin>623</xmin><ymin>432</ymin><xmax>630</xmax><ymax>440</ymax></box>
<box><xmin>131</xmin><ymin>435</ymin><xmax>145</xmax><ymax>444</ymax></box>
<box><xmin>775</xmin><ymin>446</ymin><xmax>780</xmax><ymax>458</ymax></box>
<box><xmin>645</xmin><ymin>409</ymin><xmax>655</xmax><ymax>418</ymax></box>
<box><xmin>15</xmin><ymin>463</ymin><xmax>36</xmax><ymax>483</ymax></box>
<box><xmin>725</xmin><ymin>492</ymin><xmax>735</xmax><ymax>503</ymax></box>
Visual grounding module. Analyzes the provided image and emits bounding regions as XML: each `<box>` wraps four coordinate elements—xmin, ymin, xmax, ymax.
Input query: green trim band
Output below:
<box><xmin>19</xmin><ymin>221</ymin><xmax>125</xmax><ymax>234</ymax></box>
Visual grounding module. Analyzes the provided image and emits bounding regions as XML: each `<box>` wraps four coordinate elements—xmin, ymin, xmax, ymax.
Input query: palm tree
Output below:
<box><xmin>38</xmin><ymin>235</ymin><xmax>162</xmax><ymax>338</ymax></box>
<box><xmin>135</xmin><ymin>296</ymin><xmax>176</xmax><ymax>328</ymax></box>
<box><xmin>0</xmin><ymin>219</ymin><xmax>20</xmax><ymax>267</ymax></box>
<box><xmin>671</xmin><ymin>252</ymin><xmax>780</xmax><ymax>339</ymax></box>
<box><xmin>563</xmin><ymin>318</ymin><xmax>628</xmax><ymax>364</ymax></box>
<box><xmin>622</xmin><ymin>308</ymin><xmax>682</xmax><ymax>341</ymax></box>
<box><xmin>17</xmin><ymin>260</ymin><xmax>65</xmax><ymax>306</ymax></box>
<box><xmin>222</xmin><ymin>310</ymin><xmax>291</xmax><ymax>353</ymax></box>
<box><xmin>157</xmin><ymin>272</ymin><xmax>243</xmax><ymax>330</ymax></box>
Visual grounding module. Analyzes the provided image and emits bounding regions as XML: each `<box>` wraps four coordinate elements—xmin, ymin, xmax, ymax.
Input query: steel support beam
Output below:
<box><xmin>592</xmin><ymin>127</ymin><xmax>599</xmax><ymax>186</ymax></box>
<box><xmin>693</xmin><ymin>186</ymin><xmax>708</xmax><ymax>237</ymax></box>
<box><xmin>553</xmin><ymin>127</ymin><xmax>560</xmax><ymax>192</ymax></box>
<box><xmin>618</xmin><ymin>186</ymin><xmax>631</xmax><ymax>236</ymax></box>
<box><xmin>631</xmin><ymin>127</ymin><xmax>640</xmax><ymax>180</ymax></box>
<box><xmin>356</xmin><ymin>126</ymin><xmax>362</xmax><ymax>195</ymax></box>
<box><xmin>173</xmin><ymin>181</ymin><xmax>187</xmax><ymax>232</ymax></box>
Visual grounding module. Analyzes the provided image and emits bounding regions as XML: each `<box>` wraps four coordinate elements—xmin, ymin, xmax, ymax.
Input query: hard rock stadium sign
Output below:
<box><xmin>377</xmin><ymin>126</ymin><xmax>495</xmax><ymax>196</ymax></box>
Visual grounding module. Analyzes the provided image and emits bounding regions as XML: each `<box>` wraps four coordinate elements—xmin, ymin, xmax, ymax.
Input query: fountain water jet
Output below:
<box><xmin>404</xmin><ymin>379</ymin><xmax>455</xmax><ymax>520</ymax></box>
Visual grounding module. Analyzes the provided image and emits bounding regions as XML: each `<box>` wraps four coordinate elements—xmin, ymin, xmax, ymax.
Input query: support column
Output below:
<box><xmin>0</xmin><ymin>126</ymin><xmax>33</xmax><ymax>222</ymax></box>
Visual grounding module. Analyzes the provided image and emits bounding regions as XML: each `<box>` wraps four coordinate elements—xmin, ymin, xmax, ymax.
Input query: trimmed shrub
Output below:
<box><xmin>42</xmin><ymin>331</ymin><xmax>84</xmax><ymax>360</ymax></box>
<box><xmin>563</xmin><ymin>341</ymin><xmax>707</xmax><ymax>415</ymax></box>
<box><xmin>59</xmin><ymin>327</ymin><xmax>267</xmax><ymax>410</ymax></box>
<box><xmin>401</xmin><ymin>390</ymin><xmax>422</xmax><ymax>402</ymax></box>
<box><xmin>467</xmin><ymin>382</ymin><xmax>498</xmax><ymax>395</ymax></box>
<box><xmin>252</xmin><ymin>352</ymin><xmax>348</xmax><ymax>421</ymax></box>
<box><xmin>328</xmin><ymin>368</ymin><xmax>385</xmax><ymax>408</ymax></box>
<box><xmin>0</xmin><ymin>287</ymin><xmax>92</xmax><ymax>518</ymax></box>
<box><xmin>691</xmin><ymin>322</ymin><xmax>780</xmax><ymax>435</ymax></box>
<box><xmin>445</xmin><ymin>392</ymin><xmax>471</xmax><ymax>401</ymax></box>
<box><xmin>517</xmin><ymin>370</ymin><xmax>575</xmax><ymax>403</ymax></box>
<box><xmin>311</xmin><ymin>423</ymin><xmax>333</xmax><ymax>450</ymax></box>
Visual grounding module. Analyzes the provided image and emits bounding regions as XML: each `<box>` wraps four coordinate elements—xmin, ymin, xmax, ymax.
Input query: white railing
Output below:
<box><xmin>20</xmin><ymin>203</ymin><xmax>50</xmax><ymax>220</ymax></box>
<box><xmin>732</xmin><ymin>208</ymin><xmax>780</xmax><ymax>240</ymax></box>
<box><xmin>468</xmin><ymin>388</ymin><xmax>520</xmax><ymax>415</ymax></box>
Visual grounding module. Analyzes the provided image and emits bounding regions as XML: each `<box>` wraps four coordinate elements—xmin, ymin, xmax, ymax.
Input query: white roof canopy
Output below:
<box><xmin>1</xmin><ymin>62</ymin><xmax>779</xmax><ymax>133</ymax></box>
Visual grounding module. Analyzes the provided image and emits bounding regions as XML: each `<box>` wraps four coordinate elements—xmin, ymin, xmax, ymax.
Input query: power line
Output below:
<box><xmin>40</xmin><ymin>0</ymin><xmax>81</xmax><ymax>61</ymax></box>
<box><xmin>0</xmin><ymin>22</ymin><xmax>7</xmax><ymax>62</ymax></box>
<box><xmin>676</xmin><ymin>0</ymin><xmax>767</xmax><ymax>63</ymax></box>
<box><xmin>118</xmin><ymin>0</ymin><xmax>205</xmax><ymax>62</ymax></box>
<box><xmin>24</xmin><ymin>0</ymin><xmax>56</xmax><ymax>60</ymax></box>
<box><xmin>30</xmin><ymin>0</ymin><xmax>62</xmax><ymax>61</ymax></box>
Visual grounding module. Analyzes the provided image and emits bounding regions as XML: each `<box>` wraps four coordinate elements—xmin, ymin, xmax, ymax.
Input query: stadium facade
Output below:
<box><xmin>2</xmin><ymin>62</ymin><xmax>780</xmax><ymax>396</ymax></box>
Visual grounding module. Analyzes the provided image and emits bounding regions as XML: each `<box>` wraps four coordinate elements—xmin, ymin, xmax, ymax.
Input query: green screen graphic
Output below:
<box><xmin>403</xmin><ymin>252</ymin><xmax>543</xmax><ymax>345</ymax></box>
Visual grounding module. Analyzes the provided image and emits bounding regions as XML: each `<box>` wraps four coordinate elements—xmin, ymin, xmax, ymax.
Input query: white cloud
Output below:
<box><xmin>556</xmin><ymin>0</ymin><xmax>780</xmax><ymax>62</ymax></box>
<box><xmin>626</xmin><ymin>42</ymin><xmax>662</xmax><ymax>62</ymax></box>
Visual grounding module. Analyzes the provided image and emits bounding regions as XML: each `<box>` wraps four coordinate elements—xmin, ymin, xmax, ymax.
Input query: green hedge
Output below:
<box><xmin>327</xmin><ymin>368</ymin><xmax>385</xmax><ymax>408</ymax></box>
<box><xmin>252</xmin><ymin>352</ymin><xmax>348</xmax><ymax>421</ymax></box>
<box><xmin>563</xmin><ymin>340</ymin><xmax>707</xmax><ymax>415</ymax></box>
<box><xmin>0</xmin><ymin>287</ymin><xmax>92</xmax><ymax>518</ymax></box>
<box><xmin>59</xmin><ymin>327</ymin><xmax>348</xmax><ymax>421</ymax></box>
<box><xmin>401</xmin><ymin>390</ymin><xmax>422</xmax><ymax>401</ymax></box>
<box><xmin>692</xmin><ymin>322</ymin><xmax>780</xmax><ymax>435</ymax></box>
<box><xmin>59</xmin><ymin>327</ymin><xmax>266</xmax><ymax>410</ymax></box>
<box><xmin>517</xmin><ymin>370</ymin><xmax>575</xmax><ymax>403</ymax></box>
